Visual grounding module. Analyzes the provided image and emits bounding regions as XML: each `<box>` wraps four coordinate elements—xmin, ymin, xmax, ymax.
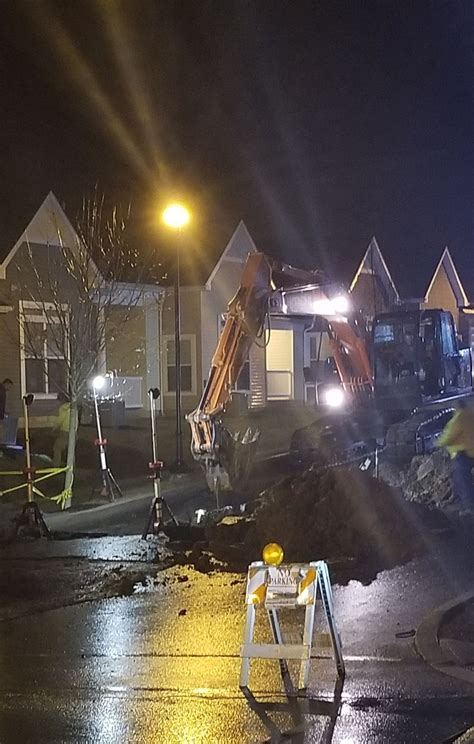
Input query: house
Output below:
<box><xmin>349</xmin><ymin>236</ymin><xmax>400</xmax><ymax>322</ymax></box>
<box><xmin>422</xmin><ymin>247</ymin><xmax>469</xmax><ymax>328</ymax></box>
<box><xmin>422</xmin><ymin>247</ymin><xmax>474</xmax><ymax>351</ymax></box>
<box><xmin>0</xmin><ymin>192</ymin><xmax>84</xmax><ymax>421</ymax></box>
<box><xmin>1</xmin><ymin>195</ymin><xmax>318</xmax><ymax>426</ymax></box>
<box><xmin>0</xmin><ymin>192</ymin><xmax>164</xmax><ymax>425</ymax></box>
<box><xmin>349</xmin><ymin>239</ymin><xmax>473</xmax><ymax>346</ymax></box>
<box><xmin>130</xmin><ymin>220</ymin><xmax>318</xmax><ymax>415</ymax></box>
<box><xmin>5</xmin><ymin>193</ymin><xmax>471</xmax><ymax>426</ymax></box>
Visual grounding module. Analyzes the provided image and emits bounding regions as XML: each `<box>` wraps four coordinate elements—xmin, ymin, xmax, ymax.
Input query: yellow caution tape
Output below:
<box><xmin>0</xmin><ymin>466</ymin><xmax>73</xmax><ymax>508</ymax></box>
<box><xmin>50</xmin><ymin>485</ymin><xmax>73</xmax><ymax>510</ymax></box>
<box><xmin>0</xmin><ymin>467</ymin><xmax>70</xmax><ymax>476</ymax></box>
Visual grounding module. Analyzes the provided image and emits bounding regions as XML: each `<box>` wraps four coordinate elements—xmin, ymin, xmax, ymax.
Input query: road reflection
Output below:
<box><xmin>241</xmin><ymin>676</ymin><xmax>344</xmax><ymax>743</ymax></box>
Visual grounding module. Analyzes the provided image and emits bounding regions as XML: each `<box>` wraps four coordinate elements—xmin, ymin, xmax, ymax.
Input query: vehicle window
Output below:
<box><xmin>374</xmin><ymin>319</ymin><xmax>418</xmax><ymax>382</ymax></box>
<box><xmin>441</xmin><ymin>314</ymin><xmax>455</xmax><ymax>356</ymax></box>
<box><xmin>374</xmin><ymin>321</ymin><xmax>417</xmax><ymax>352</ymax></box>
<box><xmin>374</xmin><ymin>323</ymin><xmax>394</xmax><ymax>344</ymax></box>
<box><xmin>420</xmin><ymin>317</ymin><xmax>435</xmax><ymax>360</ymax></box>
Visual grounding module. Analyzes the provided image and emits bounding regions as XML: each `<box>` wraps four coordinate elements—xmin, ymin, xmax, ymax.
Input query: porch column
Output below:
<box><xmin>145</xmin><ymin>294</ymin><xmax>164</xmax><ymax>414</ymax></box>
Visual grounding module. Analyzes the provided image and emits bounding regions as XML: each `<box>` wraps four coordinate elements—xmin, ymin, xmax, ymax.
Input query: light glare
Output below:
<box><xmin>312</xmin><ymin>296</ymin><xmax>350</xmax><ymax>317</ymax></box>
<box><xmin>162</xmin><ymin>203</ymin><xmax>190</xmax><ymax>229</ymax></box>
<box><xmin>93</xmin><ymin>375</ymin><xmax>106</xmax><ymax>390</ymax></box>
<box><xmin>324</xmin><ymin>387</ymin><xmax>345</xmax><ymax>408</ymax></box>
<box><xmin>332</xmin><ymin>295</ymin><xmax>350</xmax><ymax>315</ymax></box>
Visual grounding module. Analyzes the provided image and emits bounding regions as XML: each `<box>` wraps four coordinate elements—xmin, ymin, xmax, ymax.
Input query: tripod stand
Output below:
<box><xmin>142</xmin><ymin>388</ymin><xmax>179</xmax><ymax>539</ymax></box>
<box><xmin>15</xmin><ymin>394</ymin><xmax>51</xmax><ymax>540</ymax></box>
<box><xmin>92</xmin><ymin>378</ymin><xmax>123</xmax><ymax>501</ymax></box>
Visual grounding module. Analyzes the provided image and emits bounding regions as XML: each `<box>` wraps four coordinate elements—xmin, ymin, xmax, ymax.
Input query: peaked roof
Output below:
<box><xmin>349</xmin><ymin>236</ymin><xmax>400</xmax><ymax>303</ymax></box>
<box><xmin>0</xmin><ymin>191</ymin><xmax>81</xmax><ymax>279</ymax></box>
<box><xmin>205</xmin><ymin>220</ymin><xmax>257</xmax><ymax>289</ymax></box>
<box><xmin>424</xmin><ymin>246</ymin><xmax>469</xmax><ymax>306</ymax></box>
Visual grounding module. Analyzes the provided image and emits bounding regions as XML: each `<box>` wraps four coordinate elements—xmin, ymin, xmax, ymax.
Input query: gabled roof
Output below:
<box><xmin>424</xmin><ymin>246</ymin><xmax>468</xmax><ymax>306</ymax></box>
<box><xmin>205</xmin><ymin>220</ymin><xmax>257</xmax><ymax>290</ymax></box>
<box><xmin>0</xmin><ymin>191</ymin><xmax>81</xmax><ymax>279</ymax></box>
<box><xmin>151</xmin><ymin>219</ymin><xmax>257</xmax><ymax>289</ymax></box>
<box><xmin>349</xmin><ymin>236</ymin><xmax>400</xmax><ymax>303</ymax></box>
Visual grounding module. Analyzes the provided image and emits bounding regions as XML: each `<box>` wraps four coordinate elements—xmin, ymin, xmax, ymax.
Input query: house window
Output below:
<box><xmin>164</xmin><ymin>335</ymin><xmax>196</xmax><ymax>394</ymax></box>
<box><xmin>21</xmin><ymin>305</ymin><xmax>68</xmax><ymax>397</ymax></box>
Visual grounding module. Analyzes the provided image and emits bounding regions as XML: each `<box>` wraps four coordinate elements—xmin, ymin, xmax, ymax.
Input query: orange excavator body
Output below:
<box><xmin>187</xmin><ymin>252</ymin><xmax>372</xmax><ymax>492</ymax></box>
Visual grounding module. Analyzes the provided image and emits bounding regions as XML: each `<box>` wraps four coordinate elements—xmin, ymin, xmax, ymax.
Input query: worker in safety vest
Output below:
<box><xmin>437</xmin><ymin>399</ymin><xmax>474</xmax><ymax>511</ymax></box>
<box><xmin>53</xmin><ymin>394</ymin><xmax>73</xmax><ymax>467</ymax></box>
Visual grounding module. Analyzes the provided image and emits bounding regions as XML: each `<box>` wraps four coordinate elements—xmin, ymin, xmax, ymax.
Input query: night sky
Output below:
<box><xmin>0</xmin><ymin>1</ymin><xmax>472</xmax><ymax>293</ymax></box>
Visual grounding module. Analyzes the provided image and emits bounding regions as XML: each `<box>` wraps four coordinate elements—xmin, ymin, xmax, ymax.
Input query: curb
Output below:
<box><xmin>415</xmin><ymin>590</ymin><xmax>474</xmax><ymax>685</ymax></box>
<box><xmin>46</xmin><ymin>449</ymin><xmax>290</xmax><ymax>521</ymax></box>
<box><xmin>45</xmin><ymin>475</ymin><xmax>202</xmax><ymax>525</ymax></box>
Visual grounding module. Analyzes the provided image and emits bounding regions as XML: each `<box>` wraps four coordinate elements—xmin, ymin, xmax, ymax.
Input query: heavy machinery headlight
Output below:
<box><xmin>322</xmin><ymin>386</ymin><xmax>345</xmax><ymax>408</ymax></box>
<box><xmin>331</xmin><ymin>295</ymin><xmax>350</xmax><ymax>315</ymax></box>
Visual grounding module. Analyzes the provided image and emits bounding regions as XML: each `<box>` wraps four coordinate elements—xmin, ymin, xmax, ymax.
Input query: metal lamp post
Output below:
<box><xmin>174</xmin><ymin>235</ymin><xmax>183</xmax><ymax>466</ymax></box>
<box><xmin>91</xmin><ymin>374</ymin><xmax>123</xmax><ymax>501</ymax></box>
<box><xmin>162</xmin><ymin>203</ymin><xmax>190</xmax><ymax>469</ymax></box>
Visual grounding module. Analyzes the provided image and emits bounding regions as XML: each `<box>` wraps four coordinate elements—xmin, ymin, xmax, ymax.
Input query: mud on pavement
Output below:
<box><xmin>0</xmin><ymin>460</ymin><xmax>458</xmax><ymax>621</ymax></box>
<box><xmin>0</xmin><ymin>535</ymin><xmax>174</xmax><ymax>622</ymax></box>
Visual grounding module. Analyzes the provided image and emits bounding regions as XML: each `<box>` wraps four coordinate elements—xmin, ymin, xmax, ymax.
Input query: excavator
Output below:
<box><xmin>187</xmin><ymin>252</ymin><xmax>472</xmax><ymax>493</ymax></box>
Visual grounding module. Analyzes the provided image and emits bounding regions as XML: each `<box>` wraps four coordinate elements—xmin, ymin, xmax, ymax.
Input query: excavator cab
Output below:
<box><xmin>373</xmin><ymin>309</ymin><xmax>472</xmax><ymax>412</ymax></box>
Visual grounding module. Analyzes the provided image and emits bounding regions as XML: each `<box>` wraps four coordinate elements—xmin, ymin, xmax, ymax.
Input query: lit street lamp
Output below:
<box><xmin>162</xmin><ymin>202</ymin><xmax>190</xmax><ymax>468</ymax></box>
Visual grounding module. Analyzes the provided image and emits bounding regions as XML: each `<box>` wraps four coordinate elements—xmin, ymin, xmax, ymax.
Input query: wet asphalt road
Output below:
<box><xmin>2</xmin><ymin>457</ymin><xmax>474</xmax><ymax>742</ymax></box>
<box><xmin>1</xmin><ymin>529</ymin><xmax>474</xmax><ymax>742</ymax></box>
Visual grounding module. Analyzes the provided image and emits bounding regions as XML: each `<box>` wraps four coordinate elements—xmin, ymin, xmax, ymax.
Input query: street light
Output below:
<box><xmin>162</xmin><ymin>203</ymin><xmax>190</xmax><ymax>230</ymax></box>
<box><xmin>162</xmin><ymin>202</ymin><xmax>190</xmax><ymax>469</ymax></box>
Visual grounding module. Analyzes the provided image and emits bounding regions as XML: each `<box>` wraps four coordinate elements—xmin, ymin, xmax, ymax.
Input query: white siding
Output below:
<box><xmin>249</xmin><ymin>343</ymin><xmax>266</xmax><ymax>408</ymax></box>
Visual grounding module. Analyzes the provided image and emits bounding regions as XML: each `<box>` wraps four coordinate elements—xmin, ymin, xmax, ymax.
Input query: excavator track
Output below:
<box><xmin>291</xmin><ymin>404</ymin><xmax>458</xmax><ymax>469</ymax></box>
<box><xmin>384</xmin><ymin>407</ymin><xmax>455</xmax><ymax>464</ymax></box>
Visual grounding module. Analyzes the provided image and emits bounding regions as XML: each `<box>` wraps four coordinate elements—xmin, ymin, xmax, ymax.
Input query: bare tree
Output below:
<box><xmin>13</xmin><ymin>194</ymin><xmax>152</xmax><ymax>507</ymax></box>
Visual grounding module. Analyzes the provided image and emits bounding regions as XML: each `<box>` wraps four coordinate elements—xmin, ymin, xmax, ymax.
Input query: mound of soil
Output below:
<box><xmin>245</xmin><ymin>466</ymin><xmax>426</xmax><ymax>571</ymax></box>
<box><xmin>379</xmin><ymin>449</ymin><xmax>454</xmax><ymax>509</ymax></box>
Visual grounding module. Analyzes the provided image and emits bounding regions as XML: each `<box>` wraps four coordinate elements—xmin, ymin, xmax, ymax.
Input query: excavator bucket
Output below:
<box><xmin>205</xmin><ymin>424</ymin><xmax>260</xmax><ymax>494</ymax></box>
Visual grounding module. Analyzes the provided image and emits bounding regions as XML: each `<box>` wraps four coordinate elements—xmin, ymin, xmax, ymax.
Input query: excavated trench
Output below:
<box><xmin>181</xmin><ymin>455</ymin><xmax>458</xmax><ymax>584</ymax></box>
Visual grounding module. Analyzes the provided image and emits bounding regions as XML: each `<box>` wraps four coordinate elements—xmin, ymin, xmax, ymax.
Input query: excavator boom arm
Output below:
<box><xmin>187</xmin><ymin>252</ymin><xmax>373</xmax><ymax>492</ymax></box>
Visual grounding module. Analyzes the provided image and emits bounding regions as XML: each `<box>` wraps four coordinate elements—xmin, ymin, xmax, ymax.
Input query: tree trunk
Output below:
<box><xmin>63</xmin><ymin>401</ymin><xmax>78</xmax><ymax>509</ymax></box>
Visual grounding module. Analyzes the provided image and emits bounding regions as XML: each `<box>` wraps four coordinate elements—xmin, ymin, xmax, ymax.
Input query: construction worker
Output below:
<box><xmin>53</xmin><ymin>394</ymin><xmax>73</xmax><ymax>467</ymax></box>
<box><xmin>437</xmin><ymin>399</ymin><xmax>474</xmax><ymax>512</ymax></box>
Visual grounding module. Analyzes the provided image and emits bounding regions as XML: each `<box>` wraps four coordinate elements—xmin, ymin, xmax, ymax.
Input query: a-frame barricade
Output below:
<box><xmin>240</xmin><ymin>559</ymin><xmax>344</xmax><ymax>692</ymax></box>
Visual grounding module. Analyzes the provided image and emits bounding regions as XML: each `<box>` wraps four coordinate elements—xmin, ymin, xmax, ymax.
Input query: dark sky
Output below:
<box><xmin>0</xmin><ymin>0</ymin><xmax>472</xmax><ymax>293</ymax></box>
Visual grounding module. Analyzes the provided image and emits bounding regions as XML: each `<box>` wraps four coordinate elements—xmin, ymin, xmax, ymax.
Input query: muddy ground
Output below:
<box><xmin>0</xmin><ymin>450</ymin><xmax>467</xmax><ymax>623</ymax></box>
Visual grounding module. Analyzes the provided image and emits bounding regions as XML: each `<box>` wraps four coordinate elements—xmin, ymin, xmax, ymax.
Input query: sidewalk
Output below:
<box><xmin>1</xmin><ymin>401</ymin><xmax>316</xmax><ymax>512</ymax></box>
<box><xmin>416</xmin><ymin>592</ymin><xmax>474</xmax><ymax>686</ymax></box>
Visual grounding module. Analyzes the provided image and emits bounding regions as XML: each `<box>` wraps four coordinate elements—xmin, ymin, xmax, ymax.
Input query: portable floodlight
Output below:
<box><xmin>91</xmin><ymin>373</ymin><xmax>122</xmax><ymax>501</ymax></box>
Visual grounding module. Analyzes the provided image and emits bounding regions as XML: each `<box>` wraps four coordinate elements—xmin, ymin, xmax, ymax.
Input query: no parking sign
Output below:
<box><xmin>240</xmin><ymin>547</ymin><xmax>344</xmax><ymax>691</ymax></box>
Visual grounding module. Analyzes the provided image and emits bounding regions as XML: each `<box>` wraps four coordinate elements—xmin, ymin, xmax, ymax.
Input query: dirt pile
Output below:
<box><xmin>245</xmin><ymin>467</ymin><xmax>426</xmax><ymax>572</ymax></box>
<box><xmin>378</xmin><ymin>449</ymin><xmax>454</xmax><ymax>509</ymax></box>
